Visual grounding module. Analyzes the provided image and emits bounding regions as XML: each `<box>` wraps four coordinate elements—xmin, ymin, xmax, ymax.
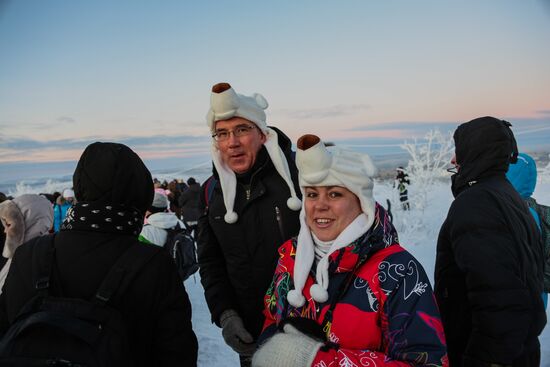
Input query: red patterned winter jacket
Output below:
<box><xmin>260</xmin><ymin>204</ymin><xmax>448</xmax><ymax>366</ymax></box>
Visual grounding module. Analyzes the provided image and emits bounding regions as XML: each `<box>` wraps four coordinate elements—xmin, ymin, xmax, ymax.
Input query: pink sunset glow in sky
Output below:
<box><xmin>1</xmin><ymin>0</ymin><xmax>549</xmax><ymax>166</ymax></box>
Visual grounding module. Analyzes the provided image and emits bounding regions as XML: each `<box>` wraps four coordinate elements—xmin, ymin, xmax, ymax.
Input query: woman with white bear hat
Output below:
<box><xmin>252</xmin><ymin>134</ymin><xmax>448</xmax><ymax>367</ymax></box>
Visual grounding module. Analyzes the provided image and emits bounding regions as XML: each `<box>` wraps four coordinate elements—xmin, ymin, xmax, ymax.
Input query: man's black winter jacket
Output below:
<box><xmin>197</xmin><ymin>128</ymin><xmax>301</xmax><ymax>339</ymax></box>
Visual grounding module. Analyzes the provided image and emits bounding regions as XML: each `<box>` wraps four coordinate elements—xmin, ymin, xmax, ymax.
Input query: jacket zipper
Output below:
<box><xmin>275</xmin><ymin>206</ymin><xmax>285</xmax><ymax>240</ymax></box>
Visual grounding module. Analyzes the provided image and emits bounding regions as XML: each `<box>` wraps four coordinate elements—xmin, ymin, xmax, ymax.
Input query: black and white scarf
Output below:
<box><xmin>60</xmin><ymin>202</ymin><xmax>144</xmax><ymax>236</ymax></box>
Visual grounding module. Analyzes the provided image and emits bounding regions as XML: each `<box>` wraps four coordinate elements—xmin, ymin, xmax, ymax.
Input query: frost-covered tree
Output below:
<box><xmin>539</xmin><ymin>154</ymin><xmax>550</xmax><ymax>184</ymax></box>
<box><xmin>399</xmin><ymin>129</ymin><xmax>454</xmax><ymax>210</ymax></box>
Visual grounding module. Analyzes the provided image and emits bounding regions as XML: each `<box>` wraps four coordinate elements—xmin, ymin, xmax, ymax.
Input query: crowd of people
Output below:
<box><xmin>0</xmin><ymin>82</ymin><xmax>548</xmax><ymax>367</ymax></box>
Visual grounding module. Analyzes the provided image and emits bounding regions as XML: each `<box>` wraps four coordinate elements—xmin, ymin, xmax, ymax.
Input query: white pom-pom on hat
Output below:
<box><xmin>287</xmin><ymin>197</ymin><xmax>302</xmax><ymax>211</ymax></box>
<box><xmin>224</xmin><ymin>211</ymin><xmax>238</xmax><ymax>224</ymax></box>
<box><xmin>287</xmin><ymin>289</ymin><xmax>306</xmax><ymax>308</ymax></box>
<box><xmin>309</xmin><ymin>284</ymin><xmax>329</xmax><ymax>303</ymax></box>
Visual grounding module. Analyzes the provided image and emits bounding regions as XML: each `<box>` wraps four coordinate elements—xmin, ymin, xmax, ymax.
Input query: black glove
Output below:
<box><xmin>220</xmin><ymin>309</ymin><xmax>257</xmax><ymax>356</ymax></box>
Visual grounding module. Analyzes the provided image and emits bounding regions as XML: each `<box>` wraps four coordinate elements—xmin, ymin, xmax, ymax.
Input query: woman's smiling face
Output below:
<box><xmin>304</xmin><ymin>186</ymin><xmax>362</xmax><ymax>241</ymax></box>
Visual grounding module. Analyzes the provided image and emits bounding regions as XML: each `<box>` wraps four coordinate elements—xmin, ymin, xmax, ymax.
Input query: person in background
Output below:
<box><xmin>153</xmin><ymin>178</ymin><xmax>165</xmax><ymax>195</ymax></box>
<box><xmin>394</xmin><ymin>166</ymin><xmax>410</xmax><ymax>210</ymax></box>
<box><xmin>252</xmin><ymin>134</ymin><xmax>447</xmax><ymax>367</ymax></box>
<box><xmin>139</xmin><ymin>192</ymin><xmax>182</xmax><ymax>247</ymax></box>
<box><xmin>506</xmin><ymin>152</ymin><xmax>550</xmax><ymax>309</ymax></box>
<box><xmin>53</xmin><ymin>188</ymin><xmax>75</xmax><ymax>232</ymax></box>
<box><xmin>0</xmin><ymin>193</ymin><xmax>7</xmax><ymax>265</ymax></box>
<box><xmin>179</xmin><ymin>177</ymin><xmax>201</xmax><ymax>228</ymax></box>
<box><xmin>176</xmin><ymin>179</ymin><xmax>189</xmax><ymax>193</ymax></box>
<box><xmin>435</xmin><ymin>117</ymin><xmax>546</xmax><ymax>367</ymax></box>
<box><xmin>0</xmin><ymin>194</ymin><xmax>53</xmax><ymax>291</ymax></box>
<box><xmin>198</xmin><ymin>82</ymin><xmax>301</xmax><ymax>366</ymax></box>
<box><xmin>167</xmin><ymin>180</ymin><xmax>182</xmax><ymax>218</ymax></box>
<box><xmin>0</xmin><ymin>142</ymin><xmax>198</xmax><ymax>366</ymax></box>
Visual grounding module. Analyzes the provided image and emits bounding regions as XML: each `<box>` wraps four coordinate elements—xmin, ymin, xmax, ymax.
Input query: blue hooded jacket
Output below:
<box><xmin>506</xmin><ymin>153</ymin><xmax>540</xmax><ymax>230</ymax></box>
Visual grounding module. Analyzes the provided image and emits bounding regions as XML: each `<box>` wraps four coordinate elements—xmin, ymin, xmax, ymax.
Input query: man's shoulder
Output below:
<box><xmin>452</xmin><ymin>181</ymin><xmax>504</xmax><ymax>208</ymax></box>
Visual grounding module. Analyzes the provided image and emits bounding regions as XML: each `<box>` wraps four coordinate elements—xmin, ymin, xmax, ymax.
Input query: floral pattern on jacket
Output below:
<box><xmin>260</xmin><ymin>203</ymin><xmax>448</xmax><ymax>366</ymax></box>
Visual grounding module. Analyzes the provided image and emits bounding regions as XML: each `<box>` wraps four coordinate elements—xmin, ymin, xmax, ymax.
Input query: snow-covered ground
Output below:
<box><xmin>3</xmin><ymin>171</ymin><xmax>549</xmax><ymax>366</ymax></box>
<box><xmin>185</xmin><ymin>179</ymin><xmax>550</xmax><ymax>366</ymax></box>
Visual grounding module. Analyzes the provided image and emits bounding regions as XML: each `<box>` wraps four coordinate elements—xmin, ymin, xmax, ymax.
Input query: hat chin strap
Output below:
<box><xmin>263</xmin><ymin>128</ymin><xmax>301</xmax><ymax>211</ymax></box>
<box><xmin>211</xmin><ymin>145</ymin><xmax>238</xmax><ymax>224</ymax></box>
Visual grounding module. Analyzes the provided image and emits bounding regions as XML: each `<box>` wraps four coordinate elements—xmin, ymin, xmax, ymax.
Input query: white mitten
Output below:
<box><xmin>252</xmin><ymin>324</ymin><xmax>322</xmax><ymax>367</ymax></box>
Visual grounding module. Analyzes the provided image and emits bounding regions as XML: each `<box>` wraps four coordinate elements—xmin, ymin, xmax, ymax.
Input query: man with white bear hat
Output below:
<box><xmin>197</xmin><ymin>83</ymin><xmax>301</xmax><ymax>366</ymax></box>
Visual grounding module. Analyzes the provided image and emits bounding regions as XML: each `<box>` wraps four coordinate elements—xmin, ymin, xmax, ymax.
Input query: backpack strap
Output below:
<box><xmin>31</xmin><ymin>234</ymin><xmax>57</xmax><ymax>298</ymax></box>
<box><xmin>94</xmin><ymin>242</ymin><xmax>160</xmax><ymax>305</ymax></box>
<box><xmin>162</xmin><ymin>222</ymin><xmax>181</xmax><ymax>251</ymax></box>
<box><xmin>203</xmin><ymin>176</ymin><xmax>217</xmax><ymax>208</ymax></box>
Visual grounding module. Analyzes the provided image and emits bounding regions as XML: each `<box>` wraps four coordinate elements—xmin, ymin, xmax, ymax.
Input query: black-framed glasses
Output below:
<box><xmin>212</xmin><ymin>124</ymin><xmax>257</xmax><ymax>142</ymax></box>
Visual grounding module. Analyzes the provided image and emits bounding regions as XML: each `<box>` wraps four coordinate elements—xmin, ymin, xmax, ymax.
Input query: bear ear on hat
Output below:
<box><xmin>252</xmin><ymin>93</ymin><xmax>269</xmax><ymax>109</ymax></box>
<box><xmin>361</xmin><ymin>154</ymin><xmax>378</xmax><ymax>177</ymax></box>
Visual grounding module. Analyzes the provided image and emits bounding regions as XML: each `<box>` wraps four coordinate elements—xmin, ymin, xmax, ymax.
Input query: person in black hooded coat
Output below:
<box><xmin>0</xmin><ymin>142</ymin><xmax>198</xmax><ymax>366</ymax></box>
<box><xmin>435</xmin><ymin>117</ymin><xmax>546</xmax><ymax>367</ymax></box>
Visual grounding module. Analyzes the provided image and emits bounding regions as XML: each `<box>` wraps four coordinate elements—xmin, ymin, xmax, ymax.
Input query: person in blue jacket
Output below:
<box><xmin>506</xmin><ymin>152</ymin><xmax>548</xmax><ymax>309</ymax></box>
<box><xmin>53</xmin><ymin>189</ymin><xmax>75</xmax><ymax>232</ymax></box>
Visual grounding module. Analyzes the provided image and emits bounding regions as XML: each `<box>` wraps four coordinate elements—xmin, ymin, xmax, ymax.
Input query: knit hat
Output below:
<box><xmin>151</xmin><ymin>192</ymin><xmax>168</xmax><ymax>210</ymax></box>
<box><xmin>63</xmin><ymin>189</ymin><xmax>75</xmax><ymax>199</ymax></box>
<box><xmin>287</xmin><ymin>134</ymin><xmax>378</xmax><ymax>307</ymax></box>
<box><xmin>0</xmin><ymin>194</ymin><xmax>53</xmax><ymax>259</ymax></box>
<box><xmin>205</xmin><ymin>82</ymin><xmax>301</xmax><ymax>223</ymax></box>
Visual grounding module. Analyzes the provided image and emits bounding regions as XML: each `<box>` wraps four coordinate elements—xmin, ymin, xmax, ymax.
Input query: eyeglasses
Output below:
<box><xmin>446</xmin><ymin>166</ymin><xmax>458</xmax><ymax>174</ymax></box>
<box><xmin>212</xmin><ymin>124</ymin><xmax>257</xmax><ymax>142</ymax></box>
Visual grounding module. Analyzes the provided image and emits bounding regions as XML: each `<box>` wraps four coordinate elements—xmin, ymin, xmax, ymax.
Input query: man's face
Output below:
<box><xmin>214</xmin><ymin>117</ymin><xmax>266</xmax><ymax>174</ymax></box>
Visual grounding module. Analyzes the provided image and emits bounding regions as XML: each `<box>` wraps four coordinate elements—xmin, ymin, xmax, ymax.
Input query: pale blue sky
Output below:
<box><xmin>1</xmin><ymin>0</ymin><xmax>549</xmax><ymax>167</ymax></box>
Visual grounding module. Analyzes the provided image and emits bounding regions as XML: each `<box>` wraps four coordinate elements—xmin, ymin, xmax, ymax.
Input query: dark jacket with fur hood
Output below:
<box><xmin>435</xmin><ymin>117</ymin><xmax>546</xmax><ymax>367</ymax></box>
<box><xmin>197</xmin><ymin>127</ymin><xmax>301</xmax><ymax>339</ymax></box>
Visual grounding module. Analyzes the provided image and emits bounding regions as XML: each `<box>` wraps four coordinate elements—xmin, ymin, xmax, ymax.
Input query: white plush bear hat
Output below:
<box><xmin>206</xmin><ymin>83</ymin><xmax>301</xmax><ymax>223</ymax></box>
<box><xmin>286</xmin><ymin>134</ymin><xmax>378</xmax><ymax>308</ymax></box>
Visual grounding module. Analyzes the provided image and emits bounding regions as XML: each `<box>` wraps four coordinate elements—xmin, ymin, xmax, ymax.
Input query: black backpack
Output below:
<box><xmin>164</xmin><ymin>222</ymin><xmax>199</xmax><ymax>282</ymax></box>
<box><xmin>0</xmin><ymin>234</ymin><xmax>157</xmax><ymax>367</ymax></box>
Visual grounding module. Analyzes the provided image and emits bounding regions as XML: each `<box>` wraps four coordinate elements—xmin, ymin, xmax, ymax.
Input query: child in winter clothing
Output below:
<box><xmin>139</xmin><ymin>192</ymin><xmax>184</xmax><ymax>247</ymax></box>
<box><xmin>252</xmin><ymin>134</ymin><xmax>447</xmax><ymax>367</ymax></box>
